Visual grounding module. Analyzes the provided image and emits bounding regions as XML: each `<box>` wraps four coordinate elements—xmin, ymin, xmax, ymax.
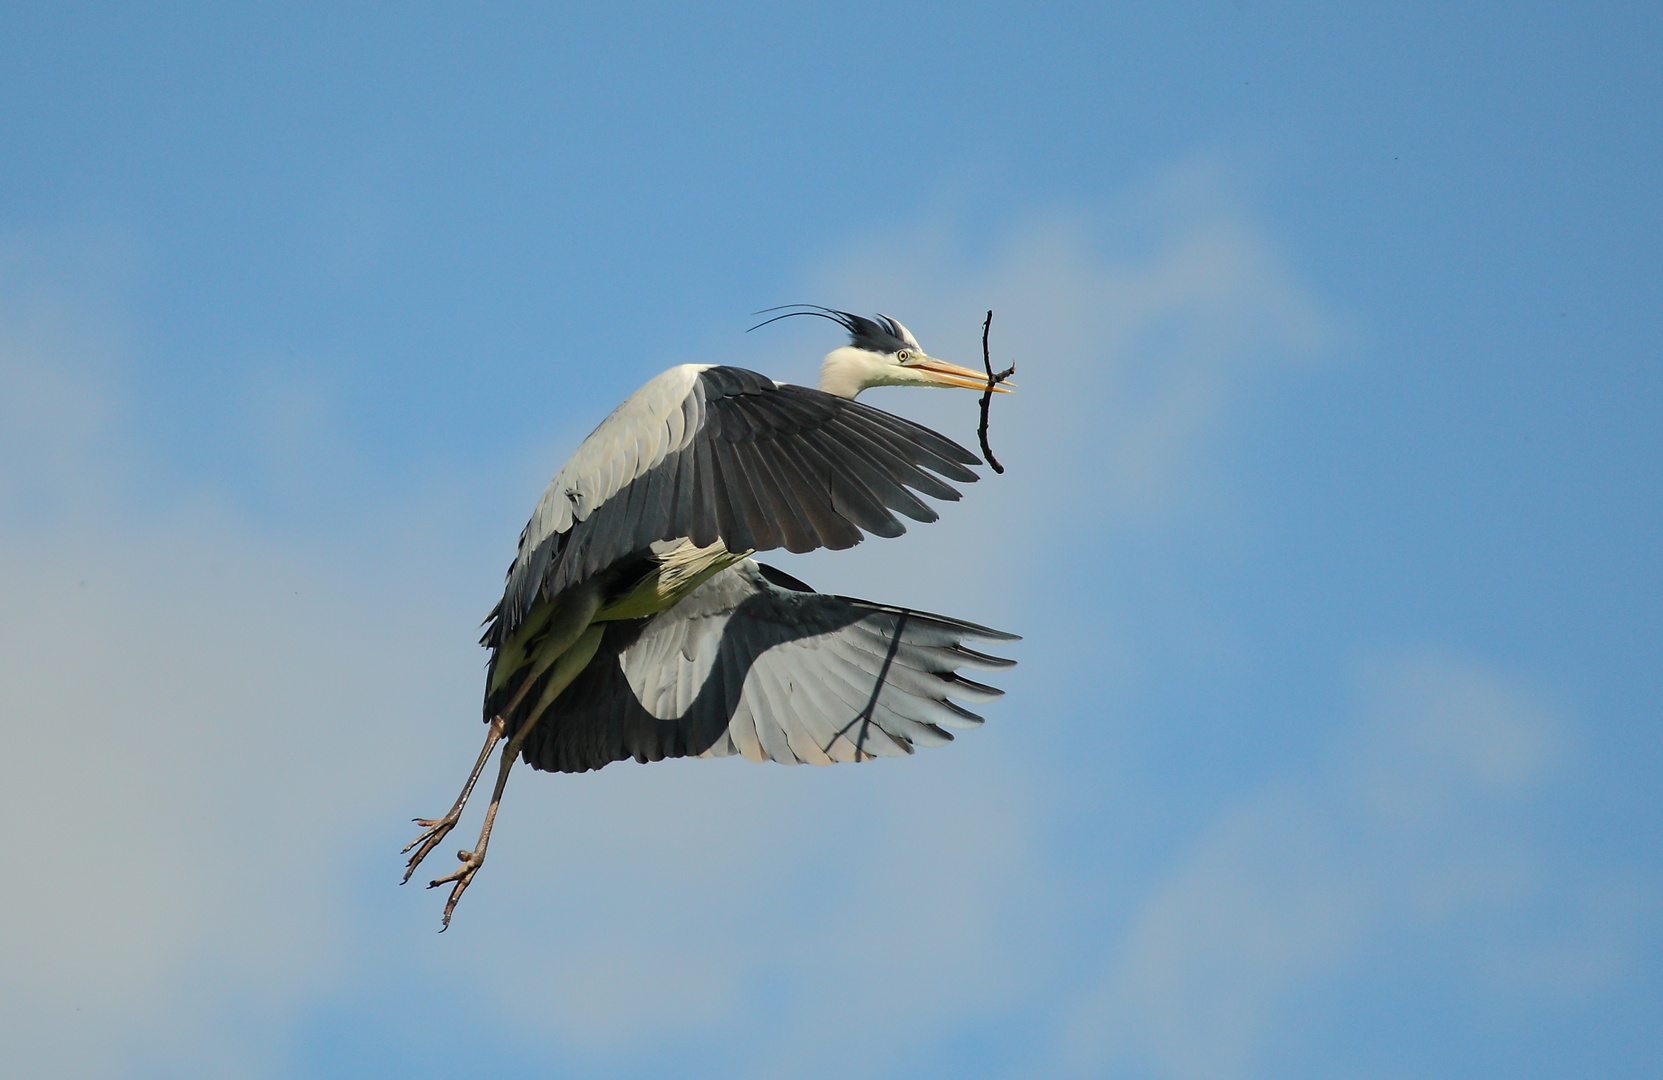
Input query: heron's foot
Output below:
<box><xmin>427</xmin><ymin>847</ymin><xmax>485</xmax><ymax>930</ymax></box>
<box><xmin>400</xmin><ymin>814</ymin><xmax>458</xmax><ymax>883</ymax></box>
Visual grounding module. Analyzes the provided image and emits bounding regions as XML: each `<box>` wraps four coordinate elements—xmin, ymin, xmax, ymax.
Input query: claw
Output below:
<box><xmin>401</xmin><ymin>714</ymin><xmax>525</xmax><ymax>928</ymax></box>
<box><xmin>427</xmin><ymin>847</ymin><xmax>485</xmax><ymax>929</ymax></box>
<box><xmin>400</xmin><ymin>815</ymin><xmax>458</xmax><ymax>883</ymax></box>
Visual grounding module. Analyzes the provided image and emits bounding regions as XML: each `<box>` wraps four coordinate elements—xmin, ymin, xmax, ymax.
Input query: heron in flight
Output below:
<box><xmin>403</xmin><ymin>308</ymin><xmax>1018</xmax><ymax>927</ymax></box>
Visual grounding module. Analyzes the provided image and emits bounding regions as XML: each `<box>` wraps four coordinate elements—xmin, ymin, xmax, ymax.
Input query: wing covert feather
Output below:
<box><xmin>488</xmin><ymin>367</ymin><xmax>982</xmax><ymax>646</ymax></box>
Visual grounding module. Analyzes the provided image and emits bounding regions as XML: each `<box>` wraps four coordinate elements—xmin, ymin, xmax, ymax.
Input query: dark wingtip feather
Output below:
<box><xmin>945</xmin><ymin>673</ymin><xmax>1005</xmax><ymax>699</ymax></box>
<box><xmin>953</xmin><ymin>645</ymin><xmax>1019</xmax><ymax>671</ymax></box>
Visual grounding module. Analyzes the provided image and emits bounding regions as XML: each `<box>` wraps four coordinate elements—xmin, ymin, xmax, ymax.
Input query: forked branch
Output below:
<box><xmin>977</xmin><ymin>310</ymin><xmax>1017</xmax><ymax>474</ymax></box>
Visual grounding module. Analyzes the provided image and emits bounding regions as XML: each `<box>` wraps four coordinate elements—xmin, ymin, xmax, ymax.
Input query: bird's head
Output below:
<box><xmin>751</xmin><ymin>306</ymin><xmax>1015</xmax><ymax>400</ymax></box>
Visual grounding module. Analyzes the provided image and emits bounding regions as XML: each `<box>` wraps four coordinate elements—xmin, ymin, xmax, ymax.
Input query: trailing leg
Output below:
<box><xmin>401</xmin><ymin>715</ymin><xmax>505</xmax><ymax>883</ymax></box>
<box><xmin>427</xmin><ymin>618</ymin><xmax>606</xmax><ymax>929</ymax></box>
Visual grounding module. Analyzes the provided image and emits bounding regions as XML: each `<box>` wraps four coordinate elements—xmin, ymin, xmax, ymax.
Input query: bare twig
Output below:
<box><xmin>977</xmin><ymin>310</ymin><xmax>1016</xmax><ymax>473</ymax></box>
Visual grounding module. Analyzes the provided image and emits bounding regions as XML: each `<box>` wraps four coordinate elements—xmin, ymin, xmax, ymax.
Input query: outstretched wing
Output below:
<box><xmin>487</xmin><ymin>365</ymin><xmax>982</xmax><ymax>646</ymax></box>
<box><xmin>515</xmin><ymin>560</ymin><xmax>1019</xmax><ymax>774</ymax></box>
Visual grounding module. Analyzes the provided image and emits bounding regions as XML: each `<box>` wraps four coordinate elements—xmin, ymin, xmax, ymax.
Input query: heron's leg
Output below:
<box><xmin>401</xmin><ymin>581</ymin><xmax>605</xmax><ymax>884</ymax></box>
<box><xmin>401</xmin><ymin>645</ymin><xmax>564</xmax><ymax>880</ymax></box>
<box><xmin>428</xmin><ymin>622</ymin><xmax>605</xmax><ymax>929</ymax></box>
<box><xmin>400</xmin><ymin>715</ymin><xmax>505</xmax><ymax>883</ymax></box>
<box><xmin>401</xmin><ymin>668</ymin><xmax>549</xmax><ymax>881</ymax></box>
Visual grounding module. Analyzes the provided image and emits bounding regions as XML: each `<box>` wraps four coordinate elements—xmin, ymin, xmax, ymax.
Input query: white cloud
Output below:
<box><xmin>0</xmin><ymin>514</ymin><xmax>483</xmax><ymax>1074</ymax></box>
<box><xmin>808</xmin><ymin>159</ymin><xmax>1338</xmax><ymax>519</ymax></box>
<box><xmin>745</xmin><ymin>161</ymin><xmax>1341</xmax><ymax>645</ymax></box>
<box><xmin>0</xmin><ymin>235</ymin><xmax>126</xmax><ymax>520</ymax></box>
<box><xmin>1059</xmin><ymin>651</ymin><xmax>1637</xmax><ymax>1080</ymax></box>
<box><xmin>0</xmin><ymin>243</ymin><xmax>478</xmax><ymax>1077</ymax></box>
<box><xmin>456</xmin><ymin>752</ymin><xmax>1046</xmax><ymax>1074</ymax></box>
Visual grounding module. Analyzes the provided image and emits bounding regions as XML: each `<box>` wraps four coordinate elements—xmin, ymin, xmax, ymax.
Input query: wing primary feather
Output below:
<box><xmin>759</xmin><ymin>384</ymin><xmax>840</xmax><ymax>430</ymax></box>
<box><xmin>838</xmin><ymin>601</ymin><xmax>1022</xmax><ymax>643</ymax></box>
<box><xmin>842</xmin><ymin>397</ymin><xmax>981</xmax><ymax>468</ymax></box>
<box><xmin>944</xmin><ymin>644</ymin><xmax>1018</xmax><ymax>671</ymax></box>
<box><xmin>815</xmin><ymin>423</ymin><xmax>939</xmax><ymax>523</ymax></box>
<box><xmin>699</xmin><ymin>436</ymin><xmax>751</xmax><ymax>552</ymax></box>
<box><xmin>939</xmin><ymin>672</ymin><xmax>1005</xmax><ymax>703</ymax></box>
<box><xmin>723</xmin><ymin>395</ymin><xmax>823</xmax><ymax>550</ymax></box>
<box><xmin>730</xmin><ymin>399</ymin><xmax>825</xmax><ymax>552</ymax></box>
<box><xmin>687</xmin><ymin>434</ymin><xmax>724</xmax><ymax>548</ymax></box>
<box><xmin>842</xmin><ymin>403</ymin><xmax>981</xmax><ymax>481</ymax></box>
<box><xmin>937</xmin><ymin>699</ymin><xmax>986</xmax><ymax>727</ymax></box>
<box><xmin>768</xmin><ymin>438</ymin><xmax>865</xmax><ymax>549</ymax></box>
<box><xmin>710</xmin><ymin>438</ymin><xmax>774</xmax><ymax>551</ymax></box>
<box><xmin>736</xmin><ymin>442</ymin><xmax>817</xmax><ymax>553</ymax></box>
<box><xmin>788</xmin><ymin>431</ymin><xmax>904</xmax><ymax>537</ymax></box>
<box><xmin>712</xmin><ymin>395</ymin><xmax>759</xmax><ymax>441</ymax></box>
<box><xmin>827</xmin><ymin>416</ymin><xmax>963</xmax><ymax>502</ymax></box>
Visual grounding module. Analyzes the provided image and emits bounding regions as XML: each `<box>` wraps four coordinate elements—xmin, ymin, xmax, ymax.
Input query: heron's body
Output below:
<box><xmin>404</xmin><ymin>311</ymin><xmax>1018</xmax><ymax>926</ymax></box>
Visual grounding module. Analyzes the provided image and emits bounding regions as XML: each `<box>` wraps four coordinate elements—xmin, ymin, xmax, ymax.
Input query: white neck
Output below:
<box><xmin>820</xmin><ymin>345</ymin><xmax>947</xmax><ymax>399</ymax></box>
<box><xmin>817</xmin><ymin>346</ymin><xmax>876</xmax><ymax>399</ymax></box>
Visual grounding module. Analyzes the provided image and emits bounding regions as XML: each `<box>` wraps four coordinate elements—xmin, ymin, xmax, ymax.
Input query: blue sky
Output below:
<box><xmin>1</xmin><ymin>4</ymin><xmax>1658</xmax><ymax>1078</ymax></box>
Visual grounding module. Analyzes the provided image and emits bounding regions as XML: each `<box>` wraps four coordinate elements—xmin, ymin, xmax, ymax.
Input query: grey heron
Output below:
<box><xmin>403</xmin><ymin>308</ymin><xmax>1018</xmax><ymax>927</ymax></box>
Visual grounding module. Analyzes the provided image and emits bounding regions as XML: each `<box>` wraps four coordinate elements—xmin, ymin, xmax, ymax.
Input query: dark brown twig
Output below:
<box><xmin>977</xmin><ymin>310</ymin><xmax>1016</xmax><ymax>474</ymax></box>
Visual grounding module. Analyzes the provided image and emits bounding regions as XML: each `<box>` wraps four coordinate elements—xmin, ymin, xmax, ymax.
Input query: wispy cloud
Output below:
<box><xmin>0</xmin><ymin>234</ymin><xmax>129</xmax><ymax>521</ymax></box>
<box><xmin>807</xmin><ymin>160</ymin><xmax>1339</xmax><ymax>519</ymax></box>
<box><xmin>1060</xmin><ymin>651</ymin><xmax>1639</xmax><ymax>1080</ymax></box>
<box><xmin>744</xmin><ymin>162</ymin><xmax>1342</xmax><ymax>650</ymax></box>
<box><xmin>0</xmin><ymin>235</ymin><xmax>478</xmax><ymax>1077</ymax></box>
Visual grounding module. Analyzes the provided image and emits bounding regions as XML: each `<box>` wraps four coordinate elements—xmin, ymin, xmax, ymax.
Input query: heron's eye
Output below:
<box><xmin>897</xmin><ymin>350</ymin><xmax>911</xmax><ymax>362</ymax></box>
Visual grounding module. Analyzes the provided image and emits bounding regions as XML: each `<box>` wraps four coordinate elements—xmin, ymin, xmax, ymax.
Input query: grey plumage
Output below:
<box><xmin>514</xmin><ymin>559</ymin><xmax>1018</xmax><ymax>773</ymax></box>
<box><xmin>486</xmin><ymin>364</ymin><xmax>980</xmax><ymax>650</ymax></box>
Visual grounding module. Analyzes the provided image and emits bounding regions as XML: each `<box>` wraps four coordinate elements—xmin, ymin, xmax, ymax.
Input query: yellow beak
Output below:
<box><xmin>911</xmin><ymin>357</ymin><xmax>1016</xmax><ymax>392</ymax></box>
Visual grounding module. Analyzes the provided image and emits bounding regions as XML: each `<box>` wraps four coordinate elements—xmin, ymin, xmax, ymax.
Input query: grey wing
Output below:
<box><xmin>517</xmin><ymin>561</ymin><xmax>1019</xmax><ymax>774</ymax></box>
<box><xmin>488</xmin><ymin>365</ymin><xmax>982</xmax><ymax>646</ymax></box>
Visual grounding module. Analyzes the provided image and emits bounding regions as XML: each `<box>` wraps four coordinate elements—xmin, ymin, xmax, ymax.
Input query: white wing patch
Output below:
<box><xmin>616</xmin><ymin>557</ymin><xmax>737</xmax><ymax>716</ymax></box>
<box><xmin>611</xmin><ymin>561</ymin><xmax>1014</xmax><ymax>766</ymax></box>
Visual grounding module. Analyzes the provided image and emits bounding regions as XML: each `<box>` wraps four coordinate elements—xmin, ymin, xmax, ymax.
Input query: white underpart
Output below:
<box><xmin>518</xmin><ymin>363</ymin><xmax>712</xmax><ymax>564</ymax></box>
